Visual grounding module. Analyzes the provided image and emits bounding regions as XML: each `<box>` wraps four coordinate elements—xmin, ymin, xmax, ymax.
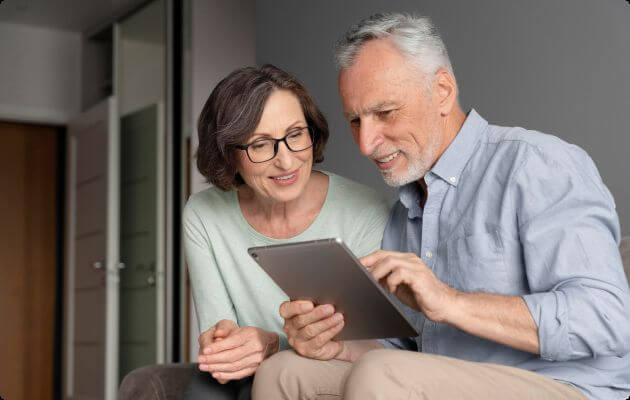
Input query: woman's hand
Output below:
<box><xmin>197</xmin><ymin>320</ymin><xmax>237</xmax><ymax>383</ymax></box>
<box><xmin>197</xmin><ymin>319</ymin><xmax>280</xmax><ymax>383</ymax></box>
<box><xmin>280</xmin><ymin>300</ymin><xmax>346</xmax><ymax>360</ymax></box>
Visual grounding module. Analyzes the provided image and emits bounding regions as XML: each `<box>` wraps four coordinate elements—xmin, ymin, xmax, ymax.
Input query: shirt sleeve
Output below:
<box><xmin>513</xmin><ymin>144</ymin><xmax>630</xmax><ymax>362</ymax></box>
<box><xmin>183</xmin><ymin>202</ymin><xmax>238</xmax><ymax>334</ymax></box>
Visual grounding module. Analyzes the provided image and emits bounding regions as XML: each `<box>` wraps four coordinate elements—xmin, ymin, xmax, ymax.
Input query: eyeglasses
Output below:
<box><xmin>236</xmin><ymin>126</ymin><xmax>314</xmax><ymax>163</ymax></box>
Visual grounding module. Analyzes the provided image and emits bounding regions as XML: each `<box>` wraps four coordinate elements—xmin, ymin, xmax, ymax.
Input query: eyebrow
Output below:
<box><xmin>344</xmin><ymin>101</ymin><xmax>398</xmax><ymax>121</ymax></box>
<box><xmin>248</xmin><ymin>120</ymin><xmax>306</xmax><ymax>140</ymax></box>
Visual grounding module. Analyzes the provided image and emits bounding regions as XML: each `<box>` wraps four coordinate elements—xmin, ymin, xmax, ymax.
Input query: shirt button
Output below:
<box><xmin>449</xmin><ymin>176</ymin><xmax>457</xmax><ymax>183</ymax></box>
<box><xmin>425</xmin><ymin>251</ymin><xmax>433</xmax><ymax>259</ymax></box>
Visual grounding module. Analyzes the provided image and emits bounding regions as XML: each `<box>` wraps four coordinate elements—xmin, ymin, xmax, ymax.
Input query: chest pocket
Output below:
<box><xmin>445</xmin><ymin>231</ymin><xmax>515</xmax><ymax>294</ymax></box>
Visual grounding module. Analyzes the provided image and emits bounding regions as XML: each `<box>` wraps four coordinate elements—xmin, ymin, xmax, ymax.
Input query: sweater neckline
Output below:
<box><xmin>232</xmin><ymin>170</ymin><xmax>335</xmax><ymax>243</ymax></box>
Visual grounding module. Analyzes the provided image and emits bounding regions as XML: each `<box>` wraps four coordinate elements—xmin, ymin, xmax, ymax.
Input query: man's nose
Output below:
<box><xmin>356</xmin><ymin>119</ymin><xmax>382</xmax><ymax>156</ymax></box>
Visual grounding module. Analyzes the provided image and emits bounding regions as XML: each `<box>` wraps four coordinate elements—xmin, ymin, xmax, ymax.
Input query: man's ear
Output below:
<box><xmin>433</xmin><ymin>68</ymin><xmax>458</xmax><ymax>116</ymax></box>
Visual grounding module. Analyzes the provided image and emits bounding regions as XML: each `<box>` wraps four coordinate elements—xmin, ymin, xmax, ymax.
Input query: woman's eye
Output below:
<box><xmin>250</xmin><ymin>142</ymin><xmax>267</xmax><ymax>150</ymax></box>
<box><xmin>288</xmin><ymin>131</ymin><xmax>302</xmax><ymax>139</ymax></box>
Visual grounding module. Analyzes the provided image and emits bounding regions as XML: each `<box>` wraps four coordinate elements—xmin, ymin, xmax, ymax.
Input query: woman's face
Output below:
<box><xmin>236</xmin><ymin>89</ymin><xmax>314</xmax><ymax>204</ymax></box>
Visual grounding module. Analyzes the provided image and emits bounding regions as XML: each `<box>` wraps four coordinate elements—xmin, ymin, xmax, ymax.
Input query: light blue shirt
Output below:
<box><xmin>381</xmin><ymin>110</ymin><xmax>630</xmax><ymax>400</ymax></box>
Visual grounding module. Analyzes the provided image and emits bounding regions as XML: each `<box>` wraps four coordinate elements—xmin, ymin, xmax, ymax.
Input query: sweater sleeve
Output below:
<box><xmin>183</xmin><ymin>202</ymin><xmax>238</xmax><ymax>334</ymax></box>
<box><xmin>353</xmin><ymin>195</ymin><xmax>391</xmax><ymax>258</ymax></box>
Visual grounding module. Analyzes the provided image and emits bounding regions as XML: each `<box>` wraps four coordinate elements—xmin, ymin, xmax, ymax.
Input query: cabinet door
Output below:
<box><xmin>65</xmin><ymin>97</ymin><xmax>120</xmax><ymax>400</ymax></box>
<box><xmin>118</xmin><ymin>102</ymin><xmax>165</xmax><ymax>380</ymax></box>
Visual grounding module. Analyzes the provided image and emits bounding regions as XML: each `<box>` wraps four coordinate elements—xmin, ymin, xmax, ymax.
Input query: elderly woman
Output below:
<box><xmin>182</xmin><ymin>64</ymin><xmax>389</xmax><ymax>399</ymax></box>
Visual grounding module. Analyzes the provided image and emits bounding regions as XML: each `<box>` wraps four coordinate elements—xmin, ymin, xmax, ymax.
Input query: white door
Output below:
<box><xmin>64</xmin><ymin>97</ymin><xmax>120</xmax><ymax>400</ymax></box>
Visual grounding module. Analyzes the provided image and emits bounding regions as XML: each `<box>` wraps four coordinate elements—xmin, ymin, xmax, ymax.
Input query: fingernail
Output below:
<box><xmin>301</xmin><ymin>302</ymin><xmax>313</xmax><ymax>312</ymax></box>
<box><xmin>325</xmin><ymin>305</ymin><xmax>335</xmax><ymax>314</ymax></box>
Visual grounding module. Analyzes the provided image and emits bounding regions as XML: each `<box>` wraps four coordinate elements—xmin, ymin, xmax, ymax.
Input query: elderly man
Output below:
<box><xmin>252</xmin><ymin>13</ymin><xmax>630</xmax><ymax>400</ymax></box>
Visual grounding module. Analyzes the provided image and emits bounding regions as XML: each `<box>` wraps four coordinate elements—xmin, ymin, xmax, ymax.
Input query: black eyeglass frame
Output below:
<box><xmin>236</xmin><ymin>126</ymin><xmax>315</xmax><ymax>163</ymax></box>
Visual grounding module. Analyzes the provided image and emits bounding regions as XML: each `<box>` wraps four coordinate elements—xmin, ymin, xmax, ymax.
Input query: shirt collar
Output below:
<box><xmin>430</xmin><ymin>108</ymin><xmax>487</xmax><ymax>187</ymax></box>
<box><xmin>397</xmin><ymin>109</ymin><xmax>487</xmax><ymax>214</ymax></box>
<box><xmin>399</xmin><ymin>182</ymin><xmax>423</xmax><ymax>219</ymax></box>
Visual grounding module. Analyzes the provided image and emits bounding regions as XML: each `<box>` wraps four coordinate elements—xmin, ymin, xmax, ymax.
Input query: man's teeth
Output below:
<box><xmin>274</xmin><ymin>174</ymin><xmax>295</xmax><ymax>181</ymax></box>
<box><xmin>377</xmin><ymin>152</ymin><xmax>399</xmax><ymax>163</ymax></box>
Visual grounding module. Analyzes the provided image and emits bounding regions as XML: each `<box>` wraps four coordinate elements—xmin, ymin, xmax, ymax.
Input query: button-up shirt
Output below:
<box><xmin>381</xmin><ymin>110</ymin><xmax>630</xmax><ymax>400</ymax></box>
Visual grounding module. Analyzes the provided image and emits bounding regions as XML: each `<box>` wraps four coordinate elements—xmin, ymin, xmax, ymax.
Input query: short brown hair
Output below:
<box><xmin>197</xmin><ymin>64</ymin><xmax>329</xmax><ymax>190</ymax></box>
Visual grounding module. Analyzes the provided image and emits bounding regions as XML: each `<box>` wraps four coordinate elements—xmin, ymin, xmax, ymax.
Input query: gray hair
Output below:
<box><xmin>335</xmin><ymin>13</ymin><xmax>454</xmax><ymax>84</ymax></box>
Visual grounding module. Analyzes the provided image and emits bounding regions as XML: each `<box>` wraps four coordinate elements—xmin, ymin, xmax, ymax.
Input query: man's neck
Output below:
<box><xmin>434</xmin><ymin>106</ymin><xmax>467</xmax><ymax>166</ymax></box>
<box><xmin>418</xmin><ymin>106</ymin><xmax>467</xmax><ymax>208</ymax></box>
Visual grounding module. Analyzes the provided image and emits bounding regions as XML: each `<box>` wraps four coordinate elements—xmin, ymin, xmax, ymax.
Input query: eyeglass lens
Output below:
<box><xmin>246</xmin><ymin>127</ymin><xmax>313</xmax><ymax>162</ymax></box>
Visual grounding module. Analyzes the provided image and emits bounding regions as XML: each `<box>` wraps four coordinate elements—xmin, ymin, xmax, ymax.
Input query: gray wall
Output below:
<box><xmin>255</xmin><ymin>0</ymin><xmax>630</xmax><ymax>235</ymax></box>
<box><xmin>189</xmin><ymin>0</ymin><xmax>256</xmax><ymax>193</ymax></box>
<box><xmin>187</xmin><ymin>0</ymin><xmax>256</xmax><ymax>359</ymax></box>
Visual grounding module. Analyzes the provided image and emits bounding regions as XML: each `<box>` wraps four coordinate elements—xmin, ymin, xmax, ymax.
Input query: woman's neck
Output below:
<box><xmin>238</xmin><ymin>171</ymin><xmax>329</xmax><ymax>239</ymax></box>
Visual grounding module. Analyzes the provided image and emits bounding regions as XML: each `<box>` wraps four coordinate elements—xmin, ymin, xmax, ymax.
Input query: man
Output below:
<box><xmin>252</xmin><ymin>13</ymin><xmax>630</xmax><ymax>400</ymax></box>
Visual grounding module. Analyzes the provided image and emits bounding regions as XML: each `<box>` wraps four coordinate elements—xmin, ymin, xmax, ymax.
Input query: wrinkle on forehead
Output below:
<box><xmin>340</xmin><ymin>66</ymin><xmax>424</xmax><ymax>121</ymax></box>
<box><xmin>339</xmin><ymin>39</ymin><xmax>426</xmax><ymax>119</ymax></box>
<box><xmin>343</xmin><ymin>100</ymin><xmax>399</xmax><ymax>121</ymax></box>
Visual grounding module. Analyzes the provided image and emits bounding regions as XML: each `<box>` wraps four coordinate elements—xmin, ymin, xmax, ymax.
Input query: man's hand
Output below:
<box><xmin>197</xmin><ymin>319</ymin><xmax>279</xmax><ymax>383</ymax></box>
<box><xmin>363</xmin><ymin>250</ymin><xmax>540</xmax><ymax>354</ymax></box>
<box><xmin>362</xmin><ymin>250</ymin><xmax>458</xmax><ymax>322</ymax></box>
<box><xmin>280</xmin><ymin>300</ymin><xmax>346</xmax><ymax>360</ymax></box>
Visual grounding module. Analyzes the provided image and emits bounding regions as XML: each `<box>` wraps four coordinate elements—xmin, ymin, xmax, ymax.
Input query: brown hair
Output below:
<box><xmin>196</xmin><ymin>64</ymin><xmax>329</xmax><ymax>190</ymax></box>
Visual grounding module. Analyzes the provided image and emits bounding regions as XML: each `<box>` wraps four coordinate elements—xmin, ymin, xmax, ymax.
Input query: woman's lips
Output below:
<box><xmin>270</xmin><ymin>170</ymin><xmax>298</xmax><ymax>186</ymax></box>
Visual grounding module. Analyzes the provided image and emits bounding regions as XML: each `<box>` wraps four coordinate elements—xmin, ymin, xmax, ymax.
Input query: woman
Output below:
<box><xmin>183</xmin><ymin>64</ymin><xmax>389</xmax><ymax>399</ymax></box>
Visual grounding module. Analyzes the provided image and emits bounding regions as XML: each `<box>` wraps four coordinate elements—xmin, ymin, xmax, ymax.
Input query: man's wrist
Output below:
<box><xmin>441</xmin><ymin>287</ymin><xmax>464</xmax><ymax>326</ymax></box>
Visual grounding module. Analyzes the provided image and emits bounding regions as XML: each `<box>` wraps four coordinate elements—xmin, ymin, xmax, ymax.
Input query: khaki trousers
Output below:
<box><xmin>252</xmin><ymin>349</ymin><xmax>586</xmax><ymax>400</ymax></box>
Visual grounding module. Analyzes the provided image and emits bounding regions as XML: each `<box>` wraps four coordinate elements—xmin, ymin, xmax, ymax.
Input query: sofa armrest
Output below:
<box><xmin>118</xmin><ymin>363</ymin><xmax>197</xmax><ymax>400</ymax></box>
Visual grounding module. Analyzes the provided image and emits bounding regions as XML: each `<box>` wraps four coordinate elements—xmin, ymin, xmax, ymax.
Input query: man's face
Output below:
<box><xmin>339</xmin><ymin>39</ymin><xmax>443</xmax><ymax>187</ymax></box>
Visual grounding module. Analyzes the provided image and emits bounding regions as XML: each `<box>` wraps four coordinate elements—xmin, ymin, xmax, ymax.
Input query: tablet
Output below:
<box><xmin>248</xmin><ymin>238</ymin><xmax>419</xmax><ymax>341</ymax></box>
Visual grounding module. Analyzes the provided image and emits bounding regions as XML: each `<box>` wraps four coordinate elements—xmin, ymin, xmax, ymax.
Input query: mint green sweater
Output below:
<box><xmin>183</xmin><ymin>171</ymin><xmax>390</xmax><ymax>350</ymax></box>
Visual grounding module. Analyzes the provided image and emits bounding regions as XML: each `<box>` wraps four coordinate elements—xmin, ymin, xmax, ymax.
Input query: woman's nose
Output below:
<box><xmin>273</xmin><ymin>141</ymin><xmax>294</xmax><ymax>169</ymax></box>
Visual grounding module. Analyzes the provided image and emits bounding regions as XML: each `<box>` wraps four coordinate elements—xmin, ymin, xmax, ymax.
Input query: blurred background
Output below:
<box><xmin>0</xmin><ymin>0</ymin><xmax>628</xmax><ymax>399</ymax></box>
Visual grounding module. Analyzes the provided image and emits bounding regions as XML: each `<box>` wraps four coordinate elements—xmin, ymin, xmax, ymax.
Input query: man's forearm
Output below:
<box><xmin>444</xmin><ymin>291</ymin><xmax>540</xmax><ymax>354</ymax></box>
<box><xmin>335</xmin><ymin>340</ymin><xmax>384</xmax><ymax>362</ymax></box>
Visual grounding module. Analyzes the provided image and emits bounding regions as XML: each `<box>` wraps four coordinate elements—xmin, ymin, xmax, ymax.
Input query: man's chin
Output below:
<box><xmin>380</xmin><ymin>167</ymin><xmax>427</xmax><ymax>187</ymax></box>
<box><xmin>381</xmin><ymin>171</ymin><xmax>412</xmax><ymax>187</ymax></box>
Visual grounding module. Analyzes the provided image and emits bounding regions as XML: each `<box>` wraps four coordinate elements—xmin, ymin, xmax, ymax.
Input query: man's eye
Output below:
<box><xmin>350</xmin><ymin>118</ymin><xmax>360</xmax><ymax>126</ymax></box>
<box><xmin>377</xmin><ymin>110</ymin><xmax>393</xmax><ymax>119</ymax></box>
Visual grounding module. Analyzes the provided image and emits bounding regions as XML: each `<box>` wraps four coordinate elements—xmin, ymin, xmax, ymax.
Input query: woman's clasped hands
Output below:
<box><xmin>197</xmin><ymin>319</ymin><xmax>280</xmax><ymax>383</ymax></box>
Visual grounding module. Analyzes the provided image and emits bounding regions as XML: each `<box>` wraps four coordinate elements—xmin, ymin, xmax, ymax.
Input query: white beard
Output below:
<box><xmin>380</xmin><ymin>132</ymin><xmax>440</xmax><ymax>187</ymax></box>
